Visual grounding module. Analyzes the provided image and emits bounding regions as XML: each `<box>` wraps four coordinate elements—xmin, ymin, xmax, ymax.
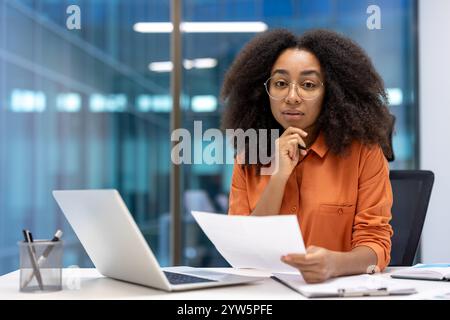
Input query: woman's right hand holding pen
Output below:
<box><xmin>251</xmin><ymin>126</ymin><xmax>308</xmax><ymax>216</ymax></box>
<box><xmin>272</xmin><ymin>126</ymin><xmax>308</xmax><ymax>181</ymax></box>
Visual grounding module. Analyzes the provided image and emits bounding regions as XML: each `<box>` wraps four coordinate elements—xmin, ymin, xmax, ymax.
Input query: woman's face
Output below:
<box><xmin>268</xmin><ymin>48</ymin><xmax>325</xmax><ymax>131</ymax></box>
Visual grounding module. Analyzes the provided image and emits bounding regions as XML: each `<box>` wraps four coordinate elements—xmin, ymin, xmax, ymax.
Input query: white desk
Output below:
<box><xmin>0</xmin><ymin>267</ymin><xmax>449</xmax><ymax>300</ymax></box>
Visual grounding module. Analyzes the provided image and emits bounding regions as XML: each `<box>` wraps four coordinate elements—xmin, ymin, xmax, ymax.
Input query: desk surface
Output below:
<box><xmin>1</xmin><ymin>267</ymin><xmax>450</xmax><ymax>300</ymax></box>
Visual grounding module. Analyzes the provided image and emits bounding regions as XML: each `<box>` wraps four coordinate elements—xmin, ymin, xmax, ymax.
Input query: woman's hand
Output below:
<box><xmin>272</xmin><ymin>127</ymin><xmax>308</xmax><ymax>180</ymax></box>
<box><xmin>281</xmin><ymin>246</ymin><xmax>339</xmax><ymax>283</ymax></box>
<box><xmin>250</xmin><ymin>126</ymin><xmax>307</xmax><ymax>216</ymax></box>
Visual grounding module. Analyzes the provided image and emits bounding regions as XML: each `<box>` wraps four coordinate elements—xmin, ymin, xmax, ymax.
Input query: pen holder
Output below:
<box><xmin>18</xmin><ymin>240</ymin><xmax>63</xmax><ymax>292</ymax></box>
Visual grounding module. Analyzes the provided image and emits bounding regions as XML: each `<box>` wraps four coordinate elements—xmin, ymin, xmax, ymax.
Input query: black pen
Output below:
<box><xmin>22</xmin><ymin>230</ymin><xmax>44</xmax><ymax>290</ymax></box>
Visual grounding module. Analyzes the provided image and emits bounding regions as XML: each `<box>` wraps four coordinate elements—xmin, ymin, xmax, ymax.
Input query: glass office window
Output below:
<box><xmin>0</xmin><ymin>0</ymin><xmax>419</xmax><ymax>274</ymax></box>
<box><xmin>0</xmin><ymin>0</ymin><xmax>172</xmax><ymax>274</ymax></box>
<box><xmin>180</xmin><ymin>0</ymin><xmax>418</xmax><ymax>267</ymax></box>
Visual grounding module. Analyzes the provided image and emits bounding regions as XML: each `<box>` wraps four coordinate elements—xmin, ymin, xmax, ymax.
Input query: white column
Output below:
<box><xmin>419</xmin><ymin>0</ymin><xmax>450</xmax><ymax>262</ymax></box>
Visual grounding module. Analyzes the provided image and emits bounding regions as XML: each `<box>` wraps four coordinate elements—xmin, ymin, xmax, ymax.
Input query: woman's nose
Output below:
<box><xmin>284</xmin><ymin>83</ymin><xmax>302</xmax><ymax>104</ymax></box>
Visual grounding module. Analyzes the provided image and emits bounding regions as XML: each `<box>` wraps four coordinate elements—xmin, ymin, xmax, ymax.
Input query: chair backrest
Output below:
<box><xmin>389</xmin><ymin>170</ymin><xmax>434</xmax><ymax>266</ymax></box>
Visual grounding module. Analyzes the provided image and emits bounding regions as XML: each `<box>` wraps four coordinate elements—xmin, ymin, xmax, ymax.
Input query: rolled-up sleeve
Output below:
<box><xmin>351</xmin><ymin>145</ymin><xmax>394</xmax><ymax>271</ymax></box>
<box><xmin>228</xmin><ymin>163</ymin><xmax>251</xmax><ymax>215</ymax></box>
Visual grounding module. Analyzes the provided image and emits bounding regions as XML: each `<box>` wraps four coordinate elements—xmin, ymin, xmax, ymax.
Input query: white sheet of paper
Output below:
<box><xmin>191</xmin><ymin>211</ymin><xmax>305</xmax><ymax>273</ymax></box>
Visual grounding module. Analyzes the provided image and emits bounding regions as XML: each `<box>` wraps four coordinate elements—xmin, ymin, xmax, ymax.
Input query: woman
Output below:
<box><xmin>221</xmin><ymin>29</ymin><xmax>395</xmax><ymax>283</ymax></box>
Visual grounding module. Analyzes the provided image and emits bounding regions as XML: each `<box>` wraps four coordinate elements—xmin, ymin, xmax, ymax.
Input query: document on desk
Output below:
<box><xmin>272</xmin><ymin>273</ymin><xmax>417</xmax><ymax>298</ymax></box>
<box><xmin>191</xmin><ymin>211</ymin><xmax>305</xmax><ymax>273</ymax></box>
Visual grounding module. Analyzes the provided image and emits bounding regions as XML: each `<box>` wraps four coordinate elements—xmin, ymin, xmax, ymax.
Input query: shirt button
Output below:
<box><xmin>291</xmin><ymin>206</ymin><xmax>297</xmax><ymax>212</ymax></box>
<box><xmin>338</xmin><ymin>208</ymin><xmax>344</xmax><ymax>215</ymax></box>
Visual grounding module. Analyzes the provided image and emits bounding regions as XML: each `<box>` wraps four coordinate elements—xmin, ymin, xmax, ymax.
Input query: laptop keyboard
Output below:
<box><xmin>163</xmin><ymin>271</ymin><xmax>217</xmax><ymax>285</ymax></box>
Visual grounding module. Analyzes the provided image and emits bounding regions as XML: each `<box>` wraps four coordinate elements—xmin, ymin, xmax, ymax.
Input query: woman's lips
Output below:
<box><xmin>281</xmin><ymin>110</ymin><xmax>305</xmax><ymax>120</ymax></box>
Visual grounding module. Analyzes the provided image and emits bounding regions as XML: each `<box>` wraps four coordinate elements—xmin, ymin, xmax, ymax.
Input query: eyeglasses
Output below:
<box><xmin>264</xmin><ymin>76</ymin><xmax>324</xmax><ymax>101</ymax></box>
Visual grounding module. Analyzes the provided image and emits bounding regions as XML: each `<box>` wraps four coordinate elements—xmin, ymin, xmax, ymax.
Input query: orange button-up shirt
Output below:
<box><xmin>228</xmin><ymin>131</ymin><xmax>394</xmax><ymax>271</ymax></box>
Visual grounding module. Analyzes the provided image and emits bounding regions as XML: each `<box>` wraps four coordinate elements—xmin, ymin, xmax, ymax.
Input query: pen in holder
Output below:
<box><xmin>18</xmin><ymin>235</ymin><xmax>63</xmax><ymax>292</ymax></box>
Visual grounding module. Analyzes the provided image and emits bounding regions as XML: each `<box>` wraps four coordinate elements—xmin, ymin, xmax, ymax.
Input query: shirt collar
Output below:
<box><xmin>309</xmin><ymin>131</ymin><xmax>329</xmax><ymax>158</ymax></box>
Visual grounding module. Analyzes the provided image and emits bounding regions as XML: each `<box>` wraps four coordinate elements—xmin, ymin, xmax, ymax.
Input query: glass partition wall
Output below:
<box><xmin>0</xmin><ymin>0</ymin><xmax>418</xmax><ymax>274</ymax></box>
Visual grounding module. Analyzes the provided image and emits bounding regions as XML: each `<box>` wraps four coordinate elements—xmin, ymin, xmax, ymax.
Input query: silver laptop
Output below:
<box><xmin>53</xmin><ymin>189</ymin><xmax>264</xmax><ymax>291</ymax></box>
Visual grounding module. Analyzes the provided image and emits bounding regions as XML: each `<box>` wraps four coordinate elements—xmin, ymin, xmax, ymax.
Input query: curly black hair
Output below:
<box><xmin>221</xmin><ymin>28</ymin><xmax>395</xmax><ymax>170</ymax></box>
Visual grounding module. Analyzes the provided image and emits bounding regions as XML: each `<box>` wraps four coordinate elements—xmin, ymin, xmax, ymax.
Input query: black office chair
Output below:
<box><xmin>389</xmin><ymin>170</ymin><xmax>434</xmax><ymax>266</ymax></box>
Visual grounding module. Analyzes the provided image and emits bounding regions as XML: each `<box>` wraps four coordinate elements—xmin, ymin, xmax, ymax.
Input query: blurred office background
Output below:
<box><xmin>0</xmin><ymin>0</ymin><xmax>423</xmax><ymax>275</ymax></box>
